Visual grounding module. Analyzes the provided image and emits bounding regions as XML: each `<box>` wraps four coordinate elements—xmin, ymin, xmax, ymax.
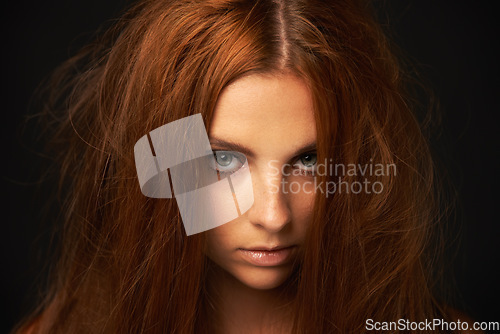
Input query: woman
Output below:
<box><xmin>16</xmin><ymin>0</ymin><xmax>463</xmax><ymax>332</ymax></box>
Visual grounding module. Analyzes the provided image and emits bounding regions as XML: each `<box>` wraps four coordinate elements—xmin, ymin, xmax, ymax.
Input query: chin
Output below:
<box><xmin>233</xmin><ymin>265</ymin><xmax>295</xmax><ymax>290</ymax></box>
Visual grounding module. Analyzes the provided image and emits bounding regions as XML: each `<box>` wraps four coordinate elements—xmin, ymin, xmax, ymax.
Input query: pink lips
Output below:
<box><xmin>238</xmin><ymin>246</ymin><xmax>297</xmax><ymax>266</ymax></box>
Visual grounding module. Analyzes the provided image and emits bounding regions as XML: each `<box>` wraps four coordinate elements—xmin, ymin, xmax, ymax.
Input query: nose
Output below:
<box><xmin>246</xmin><ymin>166</ymin><xmax>292</xmax><ymax>233</ymax></box>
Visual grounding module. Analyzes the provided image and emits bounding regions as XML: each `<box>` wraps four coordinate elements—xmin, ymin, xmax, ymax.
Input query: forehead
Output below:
<box><xmin>209</xmin><ymin>73</ymin><xmax>316</xmax><ymax>159</ymax></box>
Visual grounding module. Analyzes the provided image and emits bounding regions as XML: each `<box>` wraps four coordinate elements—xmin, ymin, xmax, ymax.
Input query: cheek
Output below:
<box><xmin>288</xmin><ymin>183</ymin><xmax>315</xmax><ymax>226</ymax></box>
<box><xmin>204</xmin><ymin>222</ymin><xmax>238</xmax><ymax>266</ymax></box>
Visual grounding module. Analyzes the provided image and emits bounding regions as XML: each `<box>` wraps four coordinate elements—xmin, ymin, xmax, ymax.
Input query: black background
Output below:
<box><xmin>1</xmin><ymin>0</ymin><xmax>499</xmax><ymax>332</ymax></box>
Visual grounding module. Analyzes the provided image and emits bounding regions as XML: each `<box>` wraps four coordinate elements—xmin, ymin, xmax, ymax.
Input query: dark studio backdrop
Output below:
<box><xmin>1</xmin><ymin>0</ymin><xmax>498</xmax><ymax>332</ymax></box>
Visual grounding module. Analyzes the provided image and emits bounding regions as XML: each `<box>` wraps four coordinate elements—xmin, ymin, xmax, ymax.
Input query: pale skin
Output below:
<box><xmin>205</xmin><ymin>73</ymin><xmax>317</xmax><ymax>333</ymax></box>
<box><xmin>203</xmin><ymin>74</ymin><xmax>483</xmax><ymax>334</ymax></box>
<box><xmin>22</xmin><ymin>74</ymin><xmax>481</xmax><ymax>334</ymax></box>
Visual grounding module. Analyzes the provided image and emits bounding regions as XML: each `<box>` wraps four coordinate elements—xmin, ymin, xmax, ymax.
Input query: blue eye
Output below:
<box><xmin>215</xmin><ymin>152</ymin><xmax>233</xmax><ymax>167</ymax></box>
<box><xmin>213</xmin><ymin>151</ymin><xmax>246</xmax><ymax>174</ymax></box>
<box><xmin>294</xmin><ymin>153</ymin><xmax>317</xmax><ymax>174</ymax></box>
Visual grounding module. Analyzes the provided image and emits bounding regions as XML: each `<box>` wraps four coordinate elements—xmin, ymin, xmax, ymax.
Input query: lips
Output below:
<box><xmin>238</xmin><ymin>245</ymin><xmax>297</xmax><ymax>266</ymax></box>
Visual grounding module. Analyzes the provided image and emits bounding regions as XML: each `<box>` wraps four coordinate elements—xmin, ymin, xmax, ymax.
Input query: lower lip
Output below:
<box><xmin>238</xmin><ymin>246</ymin><xmax>297</xmax><ymax>266</ymax></box>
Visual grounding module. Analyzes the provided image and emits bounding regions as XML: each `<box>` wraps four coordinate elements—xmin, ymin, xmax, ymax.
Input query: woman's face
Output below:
<box><xmin>206</xmin><ymin>73</ymin><xmax>317</xmax><ymax>290</ymax></box>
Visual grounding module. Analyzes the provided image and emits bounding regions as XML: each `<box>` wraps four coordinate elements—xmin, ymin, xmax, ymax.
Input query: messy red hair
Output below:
<box><xmin>17</xmin><ymin>0</ymin><xmax>452</xmax><ymax>332</ymax></box>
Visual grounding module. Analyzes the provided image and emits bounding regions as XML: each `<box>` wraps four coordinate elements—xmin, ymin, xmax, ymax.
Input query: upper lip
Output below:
<box><xmin>240</xmin><ymin>245</ymin><xmax>295</xmax><ymax>251</ymax></box>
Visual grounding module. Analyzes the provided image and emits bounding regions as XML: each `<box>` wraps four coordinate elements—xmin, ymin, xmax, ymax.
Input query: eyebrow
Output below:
<box><xmin>209</xmin><ymin>137</ymin><xmax>317</xmax><ymax>159</ymax></box>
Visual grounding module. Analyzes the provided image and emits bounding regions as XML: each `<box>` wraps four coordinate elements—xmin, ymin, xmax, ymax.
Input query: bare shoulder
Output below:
<box><xmin>448</xmin><ymin>307</ymin><xmax>484</xmax><ymax>333</ymax></box>
<box><xmin>14</xmin><ymin>299</ymin><xmax>56</xmax><ymax>334</ymax></box>
<box><xmin>14</xmin><ymin>315</ymin><xmax>41</xmax><ymax>334</ymax></box>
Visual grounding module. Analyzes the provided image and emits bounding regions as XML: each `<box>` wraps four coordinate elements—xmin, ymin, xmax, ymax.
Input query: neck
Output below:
<box><xmin>206</xmin><ymin>264</ymin><xmax>295</xmax><ymax>334</ymax></box>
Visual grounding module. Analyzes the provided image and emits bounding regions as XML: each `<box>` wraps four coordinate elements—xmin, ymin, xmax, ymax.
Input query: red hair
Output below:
<box><xmin>17</xmin><ymin>0</ymin><xmax>452</xmax><ymax>332</ymax></box>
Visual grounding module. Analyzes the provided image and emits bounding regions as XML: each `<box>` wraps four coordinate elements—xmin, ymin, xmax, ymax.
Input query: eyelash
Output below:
<box><xmin>211</xmin><ymin>151</ymin><xmax>246</xmax><ymax>175</ymax></box>
<box><xmin>209</xmin><ymin>150</ymin><xmax>318</xmax><ymax>176</ymax></box>
<box><xmin>291</xmin><ymin>152</ymin><xmax>318</xmax><ymax>176</ymax></box>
